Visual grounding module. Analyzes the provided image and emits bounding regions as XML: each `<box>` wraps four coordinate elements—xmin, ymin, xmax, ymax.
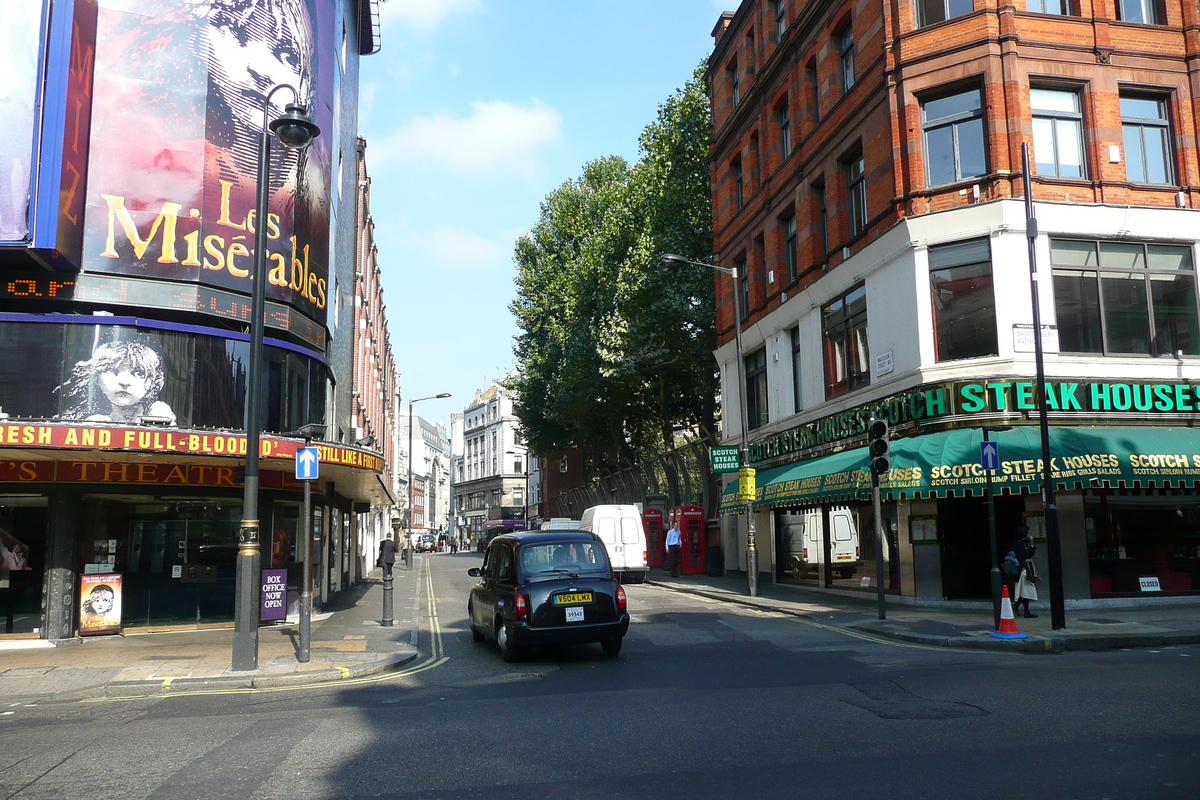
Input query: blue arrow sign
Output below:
<box><xmin>296</xmin><ymin>446</ymin><xmax>320</xmax><ymax>481</ymax></box>
<box><xmin>980</xmin><ymin>441</ymin><xmax>1000</xmax><ymax>471</ymax></box>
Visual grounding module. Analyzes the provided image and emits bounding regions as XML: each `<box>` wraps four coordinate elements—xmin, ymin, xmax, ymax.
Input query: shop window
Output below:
<box><xmin>1051</xmin><ymin>239</ymin><xmax>1199</xmax><ymax>356</ymax></box>
<box><xmin>838</xmin><ymin>24</ymin><xmax>855</xmax><ymax>94</ymax></box>
<box><xmin>744</xmin><ymin>347</ymin><xmax>769</xmax><ymax>430</ymax></box>
<box><xmin>736</xmin><ymin>254</ymin><xmax>749</xmax><ymax>320</ymax></box>
<box><xmin>813</xmin><ymin>179</ymin><xmax>829</xmax><ymax>265</ymax></box>
<box><xmin>1116</xmin><ymin>0</ymin><xmax>1165</xmax><ymax>25</ymax></box>
<box><xmin>929</xmin><ymin>238</ymin><xmax>998</xmax><ymax>362</ymax></box>
<box><xmin>822</xmin><ymin>284</ymin><xmax>869</xmax><ymax>398</ymax></box>
<box><xmin>806</xmin><ymin>60</ymin><xmax>820</xmax><ymax>123</ymax></box>
<box><xmin>1031</xmin><ymin>88</ymin><xmax>1085</xmax><ymax>179</ymax></box>
<box><xmin>917</xmin><ymin>0</ymin><xmax>974</xmax><ymax>27</ymax></box>
<box><xmin>1121</xmin><ymin>93</ymin><xmax>1174</xmax><ymax>185</ymax></box>
<box><xmin>921</xmin><ymin>86</ymin><xmax>986</xmax><ymax>186</ymax></box>
<box><xmin>790</xmin><ymin>325</ymin><xmax>803</xmax><ymax>414</ymax></box>
<box><xmin>776</xmin><ymin>98</ymin><xmax>791</xmax><ymax>160</ymax></box>
<box><xmin>843</xmin><ymin>149</ymin><xmax>866</xmax><ymax>237</ymax></box>
<box><xmin>733</xmin><ymin>157</ymin><xmax>744</xmax><ymax>210</ymax></box>
<box><xmin>781</xmin><ymin>211</ymin><xmax>798</xmax><ymax>283</ymax></box>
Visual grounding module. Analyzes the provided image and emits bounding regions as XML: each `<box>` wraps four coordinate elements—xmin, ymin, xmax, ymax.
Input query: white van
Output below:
<box><xmin>579</xmin><ymin>504</ymin><xmax>648</xmax><ymax>584</ymax></box>
<box><xmin>782</xmin><ymin>506</ymin><xmax>862</xmax><ymax>579</ymax></box>
<box><xmin>540</xmin><ymin>518</ymin><xmax>582</xmax><ymax>530</ymax></box>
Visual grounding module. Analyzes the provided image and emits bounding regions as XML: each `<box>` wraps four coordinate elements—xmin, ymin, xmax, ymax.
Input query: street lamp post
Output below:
<box><xmin>407</xmin><ymin>393</ymin><xmax>451</xmax><ymax>553</ymax></box>
<box><xmin>983</xmin><ymin>424</ymin><xmax>1013</xmax><ymax>631</ymax></box>
<box><xmin>1022</xmin><ymin>143</ymin><xmax>1066</xmax><ymax>631</ymax></box>
<box><xmin>661</xmin><ymin>254</ymin><xmax>759</xmax><ymax>597</ymax></box>
<box><xmin>232</xmin><ymin>85</ymin><xmax>319</xmax><ymax>672</ymax></box>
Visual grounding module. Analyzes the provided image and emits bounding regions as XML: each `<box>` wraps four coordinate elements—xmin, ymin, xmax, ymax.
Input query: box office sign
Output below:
<box><xmin>748</xmin><ymin>378</ymin><xmax>1200</xmax><ymax>466</ymax></box>
<box><xmin>79</xmin><ymin>573</ymin><xmax>122</xmax><ymax>635</ymax></box>
<box><xmin>260</xmin><ymin>569</ymin><xmax>287</xmax><ymax>621</ymax></box>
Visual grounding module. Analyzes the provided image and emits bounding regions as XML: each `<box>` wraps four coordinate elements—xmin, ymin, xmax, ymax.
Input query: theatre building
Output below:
<box><xmin>709</xmin><ymin>0</ymin><xmax>1200</xmax><ymax>603</ymax></box>
<box><xmin>0</xmin><ymin>0</ymin><xmax>386</xmax><ymax>639</ymax></box>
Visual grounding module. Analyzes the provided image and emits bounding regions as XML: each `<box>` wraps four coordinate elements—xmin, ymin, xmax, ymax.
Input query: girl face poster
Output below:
<box><xmin>79</xmin><ymin>573</ymin><xmax>122</xmax><ymax>634</ymax></box>
<box><xmin>82</xmin><ymin>0</ymin><xmax>335</xmax><ymax>326</ymax></box>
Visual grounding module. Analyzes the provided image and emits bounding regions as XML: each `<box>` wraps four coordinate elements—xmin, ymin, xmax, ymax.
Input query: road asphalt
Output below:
<box><xmin>3</xmin><ymin>556</ymin><xmax>1198</xmax><ymax>702</ymax></box>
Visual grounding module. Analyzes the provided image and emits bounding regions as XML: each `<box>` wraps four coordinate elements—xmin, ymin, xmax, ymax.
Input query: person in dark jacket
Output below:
<box><xmin>1012</xmin><ymin>527</ymin><xmax>1038</xmax><ymax>618</ymax></box>
<box><xmin>379</xmin><ymin>533</ymin><xmax>399</xmax><ymax>578</ymax></box>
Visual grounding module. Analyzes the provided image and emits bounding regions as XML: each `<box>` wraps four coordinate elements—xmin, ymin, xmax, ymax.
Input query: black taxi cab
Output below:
<box><xmin>467</xmin><ymin>531</ymin><xmax>630</xmax><ymax>662</ymax></box>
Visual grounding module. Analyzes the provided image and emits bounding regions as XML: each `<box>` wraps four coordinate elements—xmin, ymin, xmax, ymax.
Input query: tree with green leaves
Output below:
<box><xmin>510</xmin><ymin>61</ymin><xmax>715</xmax><ymax>475</ymax></box>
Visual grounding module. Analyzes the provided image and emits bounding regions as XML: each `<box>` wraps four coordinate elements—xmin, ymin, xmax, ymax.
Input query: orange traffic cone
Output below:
<box><xmin>990</xmin><ymin>585</ymin><xmax>1027</xmax><ymax>639</ymax></box>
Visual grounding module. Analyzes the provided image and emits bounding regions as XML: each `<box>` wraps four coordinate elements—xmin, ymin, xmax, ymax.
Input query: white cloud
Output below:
<box><xmin>375</xmin><ymin>99</ymin><xmax>562</xmax><ymax>177</ymax></box>
<box><xmin>395</xmin><ymin>226</ymin><xmax>509</xmax><ymax>270</ymax></box>
<box><xmin>378</xmin><ymin>0</ymin><xmax>480</xmax><ymax>32</ymax></box>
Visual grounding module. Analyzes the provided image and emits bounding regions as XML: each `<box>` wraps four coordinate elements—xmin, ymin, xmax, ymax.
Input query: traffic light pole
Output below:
<box><xmin>867</xmin><ymin>416</ymin><xmax>890</xmax><ymax>620</ymax></box>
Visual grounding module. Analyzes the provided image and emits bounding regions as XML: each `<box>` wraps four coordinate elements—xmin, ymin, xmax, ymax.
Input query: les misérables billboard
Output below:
<box><xmin>0</xmin><ymin>1</ymin><xmax>41</xmax><ymax>243</ymax></box>
<box><xmin>83</xmin><ymin>0</ymin><xmax>336</xmax><ymax>328</ymax></box>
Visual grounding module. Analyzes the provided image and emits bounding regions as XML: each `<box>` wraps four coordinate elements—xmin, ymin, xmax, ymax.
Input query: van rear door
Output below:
<box><xmin>596</xmin><ymin>516</ymin><xmax>621</xmax><ymax>567</ymax></box>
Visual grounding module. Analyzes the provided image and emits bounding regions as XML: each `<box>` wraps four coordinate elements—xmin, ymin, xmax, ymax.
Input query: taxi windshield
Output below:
<box><xmin>519</xmin><ymin>541</ymin><xmax>609</xmax><ymax>579</ymax></box>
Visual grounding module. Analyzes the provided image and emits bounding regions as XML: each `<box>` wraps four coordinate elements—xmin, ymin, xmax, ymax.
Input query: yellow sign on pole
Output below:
<box><xmin>737</xmin><ymin>467</ymin><xmax>757</xmax><ymax>501</ymax></box>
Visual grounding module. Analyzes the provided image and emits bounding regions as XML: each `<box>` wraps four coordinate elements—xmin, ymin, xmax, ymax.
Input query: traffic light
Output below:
<box><xmin>867</xmin><ymin>416</ymin><xmax>890</xmax><ymax>475</ymax></box>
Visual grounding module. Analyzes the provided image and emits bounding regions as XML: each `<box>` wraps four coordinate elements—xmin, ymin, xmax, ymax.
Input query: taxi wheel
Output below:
<box><xmin>496</xmin><ymin>619</ymin><xmax>524</xmax><ymax>662</ymax></box>
<box><xmin>601</xmin><ymin>637</ymin><xmax>622</xmax><ymax>657</ymax></box>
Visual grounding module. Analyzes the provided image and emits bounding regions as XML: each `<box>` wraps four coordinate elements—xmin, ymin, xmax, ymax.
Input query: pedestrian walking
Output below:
<box><xmin>665</xmin><ymin>521</ymin><xmax>683</xmax><ymax>578</ymax></box>
<box><xmin>378</xmin><ymin>533</ymin><xmax>398</xmax><ymax>578</ymax></box>
<box><xmin>1012</xmin><ymin>527</ymin><xmax>1039</xmax><ymax>618</ymax></box>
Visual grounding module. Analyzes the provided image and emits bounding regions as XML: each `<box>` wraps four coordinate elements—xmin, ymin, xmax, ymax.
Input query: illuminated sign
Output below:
<box><xmin>0</xmin><ymin>423</ymin><xmax>382</xmax><ymax>473</ymax></box>
<box><xmin>0</xmin><ymin>272</ymin><xmax>326</xmax><ymax>351</ymax></box>
<box><xmin>749</xmin><ymin>379</ymin><xmax>1200</xmax><ymax>466</ymax></box>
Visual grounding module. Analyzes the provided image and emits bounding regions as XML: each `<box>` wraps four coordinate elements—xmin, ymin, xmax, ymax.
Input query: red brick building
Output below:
<box><xmin>709</xmin><ymin>1</ymin><xmax>1200</xmax><ymax>604</ymax></box>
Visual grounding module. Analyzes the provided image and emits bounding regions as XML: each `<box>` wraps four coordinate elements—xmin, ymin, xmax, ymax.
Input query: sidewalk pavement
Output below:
<box><xmin>0</xmin><ymin>566</ymin><xmax>421</xmax><ymax>703</ymax></box>
<box><xmin>646</xmin><ymin>572</ymin><xmax>1200</xmax><ymax>653</ymax></box>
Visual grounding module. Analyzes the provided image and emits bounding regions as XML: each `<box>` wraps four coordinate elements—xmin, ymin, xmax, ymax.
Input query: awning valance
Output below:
<box><xmin>720</xmin><ymin>426</ymin><xmax>1200</xmax><ymax>513</ymax></box>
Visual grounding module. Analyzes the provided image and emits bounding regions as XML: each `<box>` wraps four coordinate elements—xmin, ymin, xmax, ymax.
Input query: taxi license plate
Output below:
<box><xmin>565</xmin><ymin>607</ymin><xmax>585</xmax><ymax>622</ymax></box>
<box><xmin>836</xmin><ymin>555</ymin><xmax>852</xmax><ymax>560</ymax></box>
<box><xmin>553</xmin><ymin>593</ymin><xmax>593</xmax><ymax>605</ymax></box>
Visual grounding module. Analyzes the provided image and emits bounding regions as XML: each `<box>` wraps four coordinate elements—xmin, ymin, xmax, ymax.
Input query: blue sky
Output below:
<box><xmin>357</xmin><ymin>0</ymin><xmax>727</xmax><ymax>427</ymax></box>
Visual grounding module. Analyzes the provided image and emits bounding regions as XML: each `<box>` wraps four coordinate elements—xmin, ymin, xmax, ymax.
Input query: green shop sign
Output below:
<box><xmin>747</xmin><ymin>379</ymin><xmax>1200</xmax><ymax>466</ymax></box>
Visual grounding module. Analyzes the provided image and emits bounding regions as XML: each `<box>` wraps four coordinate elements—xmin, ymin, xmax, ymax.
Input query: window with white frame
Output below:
<box><xmin>1121</xmin><ymin>93</ymin><xmax>1174</xmax><ymax>185</ymax></box>
<box><xmin>838</xmin><ymin>25</ymin><xmax>855</xmax><ymax>93</ymax></box>
<box><xmin>744</xmin><ymin>348</ymin><xmax>769</xmax><ymax>430</ymax></box>
<box><xmin>921</xmin><ymin>86</ymin><xmax>986</xmax><ymax>186</ymax></box>
<box><xmin>790</xmin><ymin>325</ymin><xmax>803</xmax><ymax>414</ymax></box>
<box><xmin>822</xmin><ymin>284</ymin><xmax>869</xmax><ymax>398</ymax></box>
<box><xmin>917</xmin><ymin>0</ymin><xmax>973</xmax><ymax>27</ymax></box>
<box><xmin>1031</xmin><ymin>88</ymin><xmax>1085</xmax><ymax>179</ymax></box>
<box><xmin>1051</xmin><ymin>239</ymin><xmax>1198</xmax><ymax>356</ymax></box>
<box><xmin>929</xmin><ymin>238</ymin><xmax>998</xmax><ymax>361</ymax></box>
<box><xmin>1116</xmin><ymin>0</ymin><xmax>1165</xmax><ymax>25</ymax></box>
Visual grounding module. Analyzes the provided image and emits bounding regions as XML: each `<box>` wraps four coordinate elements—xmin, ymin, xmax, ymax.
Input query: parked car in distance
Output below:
<box><xmin>417</xmin><ymin>534</ymin><xmax>438</xmax><ymax>553</ymax></box>
<box><xmin>467</xmin><ymin>531</ymin><xmax>630</xmax><ymax>662</ymax></box>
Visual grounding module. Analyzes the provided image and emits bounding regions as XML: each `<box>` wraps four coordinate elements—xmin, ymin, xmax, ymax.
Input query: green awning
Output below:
<box><xmin>729</xmin><ymin>426</ymin><xmax>1200</xmax><ymax>512</ymax></box>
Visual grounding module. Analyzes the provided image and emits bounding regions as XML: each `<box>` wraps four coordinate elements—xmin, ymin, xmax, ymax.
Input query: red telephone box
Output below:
<box><xmin>642</xmin><ymin>508</ymin><xmax>665</xmax><ymax>568</ymax></box>
<box><xmin>669</xmin><ymin>505</ymin><xmax>706</xmax><ymax>575</ymax></box>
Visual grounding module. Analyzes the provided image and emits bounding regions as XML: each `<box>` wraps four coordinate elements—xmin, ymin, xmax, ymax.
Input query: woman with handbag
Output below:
<box><xmin>1013</xmin><ymin>528</ymin><xmax>1039</xmax><ymax>618</ymax></box>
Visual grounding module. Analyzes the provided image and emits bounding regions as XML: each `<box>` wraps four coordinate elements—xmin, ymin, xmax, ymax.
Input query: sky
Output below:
<box><xmin>357</xmin><ymin>0</ymin><xmax>729</xmax><ymax>428</ymax></box>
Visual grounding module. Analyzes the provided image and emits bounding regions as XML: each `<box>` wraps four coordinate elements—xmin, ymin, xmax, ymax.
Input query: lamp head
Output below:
<box><xmin>660</xmin><ymin>253</ymin><xmax>688</xmax><ymax>265</ymax></box>
<box><xmin>435</xmin><ymin>392</ymin><xmax>451</xmax><ymax>399</ymax></box>
<box><xmin>270</xmin><ymin>103</ymin><xmax>320</xmax><ymax>149</ymax></box>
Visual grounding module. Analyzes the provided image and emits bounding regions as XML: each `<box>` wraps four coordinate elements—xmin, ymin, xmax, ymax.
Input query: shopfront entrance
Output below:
<box><xmin>936</xmin><ymin>494</ymin><xmax>1026</xmax><ymax>600</ymax></box>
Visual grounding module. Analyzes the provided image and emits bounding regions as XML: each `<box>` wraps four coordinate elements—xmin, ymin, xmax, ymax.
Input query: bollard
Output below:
<box><xmin>382</xmin><ymin>572</ymin><xmax>394</xmax><ymax>626</ymax></box>
<box><xmin>404</xmin><ymin>547</ymin><xmax>413</xmax><ymax>570</ymax></box>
